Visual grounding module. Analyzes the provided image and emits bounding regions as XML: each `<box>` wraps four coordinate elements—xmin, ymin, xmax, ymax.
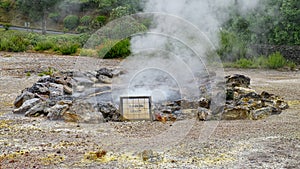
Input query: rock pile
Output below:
<box><xmin>13</xmin><ymin>68</ymin><xmax>121</xmax><ymax>123</ymax></box>
<box><xmin>12</xmin><ymin>69</ymin><xmax>289</xmax><ymax>122</ymax></box>
<box><xmin>13</xmin><ymin>72</ymin><xmax>74</xmax><ymax>120</ymax></box>
<box><xmin>223</xmin><ymin>74</ymin><xmax>289</xmax><ymax>120</ymax></box>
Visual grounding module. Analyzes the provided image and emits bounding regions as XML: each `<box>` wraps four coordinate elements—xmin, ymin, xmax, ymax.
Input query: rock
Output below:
<box><xmin>98</xmin><ymin>102</ymin><xmax>120</xmax><ymax>121</ymax></box>
<box><xmin>57</xmin><ymin>100</ymin><xmax>73</xmax><ymax>106</ymax></box>
<box><xmin>261</xmin><ymin>91</ymin><xmax>273</xmax><ymax>99</ymax></box>
<box><xmin>162</xmin><ymin>108</ymin><xmax>172</xmax><ymax>114</ymax></box>
<box><xmin>141</xmin><ymin>150</ymin><xmax>153</xmax><ymax>161</ymax></box>
<box><xmin>222</xmin><ymin>106</ymin><xmax>249</xmax><ymax>120</ymax></box>
<box><xmin>75</xmin><ymin>85</ymin><xmax>85</xmax><ymax>93</ymax></box>
<box><xmin>273</xmin><ymin>98</ymin><xmax>289</xmax><ymax>110</ymax></box>
<box><xmin>96</xmin><ymin>68</ymin><xmax>113</xmax><ymax>78</ymax></box>
<box><xmin>55</xmin><ymin>77</ymin><xmax>70</xmax><ymax>86</ymax></box>
<box><xmin>197</xmin><ymin>107</ymin><xmax>211</xmax><ymax>121</ymax></box>
<box><xmin>13</xmin><ymin>98</ymin><xmax>41</xmax><ymax>114</ymax></box>
<box><xmin>225</xmin><ymin>74</ymin><xmax>251</xmax><ymax>88</ymax></box>
<box><xmin>111</xmin><ymin>68</ymin><xmax>124</xmax><ymax>77</ymax></box>
<box><xmin>69</xmin><ymin>101</ymin><xmax>104</xmax><ymax>123</ymax></box>
<box><xmin>37</xmin><ymin>75</ymin><xmax>55</xmax><ymax>83</ymax></box>
<box><xmin>27</xmin><ymin>83</ymin><xmax>50</xmax><ymax>95</ymax></box>
<box><xmin>49</xmin><ymin>83</ymin><xmax>64</xmax><ymax>98</ymax></box>
<box><xmin>250</xmin><ymin>107</ymin><xmax>281</xmax><ymax>120</ymax></box>
<box><xmin>234</xmin><ymin>87</ymin><xmax>257</xmax><ymax>99</ymax></box>
<box><xmin>97</xmin><ymin>75</ymin><xmax>112</xmax><ymax>84</ymax></box>
<box><xmin>46</xmin><ymin>104</ymin><xmax>69</xmax><ymax>120</ymax></box>
<box><xmin>63</xmin><ymin>112</ymin><xmax>82</xmax><ymax>122</ymax></box>
<box><xmin>198</xmin><ymin>97</ymin><xmax>210</xmax><ymax>109</ymax></box>
<box><xmin>14</xmin><ymin>91</ymin><xmax>35</xmax><ymax>108</ymax></box>
<box><xmin>25</xmin><ymin>102</ymin><xmax>47</xmax><ymax>117</ymax></box>
<box><xmin>238</xmin><ymin>91</ymin><xmax>261</xmax><ymax>100</ymax></box>
<box><xmin>63</xmin><ymin>85</ymin><xmax>73</xmax><ymax>95</ymax></box>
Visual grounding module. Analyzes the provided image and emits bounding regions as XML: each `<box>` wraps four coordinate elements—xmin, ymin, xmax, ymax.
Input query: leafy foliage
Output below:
<box><xmin>49</xmin><ymin>12</ymin><xmax>60</xmax><ymax>23</ymax></box>
<box><xmin>80</xmin><ymin>15</ymin><xmax>92</xmax><ymax>26</ymax></box>
<box><xmin>34</xmin><ymin>40</ymin><xmax>54</xmax><ymax>51</ymax></box>
<box><xmin>219</xmin><ymin>0</ymin><xmax>299</xmax><ymax>63</ymax></box>
<box><xmin>109</xmin><ymin>6</ymin><xmax>131</xmax><ymax>20</ymax></box>
<box><xmin>0</xmin><ymin>30</ymin><xmax>88</xmax><ymax>55</ymax></box>
<box><xmin>0</xmin><ymin>31</ymin><xmax>29</xmax><ymax>52</ymax></box>
<box><xmin>96</xmin><ymin>38</ymin><xmax>131</xmax><ymax>59</ymax></box>
<box><xmin>0</xmin><ymin>0</ymin><xmax>13</xmax><ymax>12</ymax></box>
<box><xmin>63</xmin><ymin>15</ymin><xmax>80</xmax><ymax>30</ymax></box>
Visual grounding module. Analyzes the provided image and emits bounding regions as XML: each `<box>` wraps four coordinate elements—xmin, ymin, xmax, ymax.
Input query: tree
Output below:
<box><xmin>17</xmin><ymin>0</ymin><xmax>59</xmax><ymax>34</ymax></box>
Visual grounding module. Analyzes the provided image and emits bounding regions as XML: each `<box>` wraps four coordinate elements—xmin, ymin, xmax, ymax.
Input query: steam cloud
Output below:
<box><xmin>81</xmin><ymin>0</ymin><xmax>261</xmax><ymax>104</ymax></box>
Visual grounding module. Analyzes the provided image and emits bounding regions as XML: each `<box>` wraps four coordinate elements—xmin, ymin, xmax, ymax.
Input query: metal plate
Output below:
<box><xmin>120</xmin><ymin>96</ymin><xmax>152</xmax><ymax>121</ymax></box>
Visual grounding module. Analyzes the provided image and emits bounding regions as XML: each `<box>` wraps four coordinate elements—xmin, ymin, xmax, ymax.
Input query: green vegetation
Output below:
<box><xmin>102</xmin><ymin>39</ymin><xmax>131</xmax><ymax>59</ymax></box>
<box><xmin>0</xmin><ymin>30</ymin><xmax>87</xmax><ymax>54</ymax></box>
<box><xmin>64</xmin><ymin>15</ymin><xmax>80</xmax><ymax>31</ymax></box>
<box><xmin>0</xmin><ymin>0</ymin><xmax>144</xmax><ymax>34</ymax></box>
<box><xmin>267</xmin><ymin>52</ymin><xmax>287</xmax><ymax>69</ymax></box>
<box><xmin>38</xmin><ymin>67</ymin><xmax>55</xmax><ymax>76</ymax></box>
<box><xmin>224</xmin><ymin>52</ymin><xmax>296</xmax><ymax>70</ymax></box>
<box><xmin>0</xmin><ymin>0</ymin><xmax>298</xmax><ymax>69</ymax></box>
<box><xmin>220</xmin><ymin>0</ymin><xmax>299</xmax><ymax>61</ymax></box>
<box><xmin>0</xmin><ymin>31</ymin><xmax>30</xmax><ymax>52</ymax></box>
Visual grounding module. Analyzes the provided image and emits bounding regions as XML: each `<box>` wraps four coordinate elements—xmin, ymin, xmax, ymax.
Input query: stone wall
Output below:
<box><xmin>251</xmin><ymin>45</ymin><xmax>300</xmax><ymax>64</ymax></box>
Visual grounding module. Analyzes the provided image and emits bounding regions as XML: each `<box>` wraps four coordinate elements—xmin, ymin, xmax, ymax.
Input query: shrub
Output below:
<box><xmin>267</xmin><ymin>52</ymin><xmax>286</xmax><ymax>69</ymax></box>
<box><xmin>57</xmin><ymin>42</ymin><xmax>79</xmax><ymax>55</ymax></box>
<box><xmin>92</xmin><ymin>15</ymin><xmax>107</xmax><ymax>28</ymax></box>
<box><xmin>3</xmin><ymin>23</ymin><xmax>11</xmax><ymax>30</ymax></box>
<box><xmin>63</xmin><ymin>15</ymin><xmax>79</xmax><ymax>30</ymax></box>
<box><xmin>0</xmin><ymin>31</ymin><xmax>29</xmax><ymax>52</ymax></box>
<box><xmin>97</xmin><ymin>39</ymin><xmax>131</xmax><ymax>59</ymax></box>
<box><xmin>76</xmin><ymin>26</ymin><xmax>89</xmax><ymax>33</ymax></box>
<box><xmin>80</xmin><ymin>15</ymin><xmax>92</xmax><ymax>26</ymax></box>
<box><xmin>0</xmin><ymin>0</ymin><xmax>12</xmax><ymax>12</ymax></box>
<box><xmin>80</xmin><ymin>49</ymin><xmax>97</xmax><ymax>57</ymax></box>
<box><xmin>235</xmin><ymin>58</ymin><xmax>254</xmax><ymax>68</ymax></box>
<box><xmin>217</xmin><ymin>31</ymin><xmax>249</xmax><ymax>61</ymax></box>
<box><xmin>287</xmin><ymin>61</ymin><xmax>297</xmax><ymax>70</ymax></box>
<box><xmin>34</xmin><ymin>40</ymin><xmax>54</xmax><ymax>51</ymax></box>
<box><xmin>110</xmin><ymin>6</ymin><xmax>131</xmax><ymax>20</ymax></box>
<box><xmin>253</xmin><ymin>55</ymin><xmax>268</xmax><ymax>68</ymax></box>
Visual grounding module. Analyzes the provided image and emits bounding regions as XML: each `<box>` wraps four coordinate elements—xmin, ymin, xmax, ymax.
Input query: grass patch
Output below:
<box><xmin>224</xmin><ymin>52</ymin><xmax>296</xmax><ymax>70</ymax></box>
<box><xmin>80</xmin><ymin>48</ymin><xmax>97</xmax><ymax>57</ymax></box>
<box><xmin>267</xmin><ymin>52</ymin><xmax>287</xmax><ymax>69</ymax></box>
<box><xmin>38</xmin><ymin>67</ymin><xmax>56</xmax><ymax>76</ymax></box>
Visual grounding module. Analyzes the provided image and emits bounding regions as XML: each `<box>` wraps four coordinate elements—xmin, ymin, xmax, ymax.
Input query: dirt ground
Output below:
<box><xmin>0</xmin><ymin>52</ymin><xmax>299</xmax><ymax>168</ymax></box>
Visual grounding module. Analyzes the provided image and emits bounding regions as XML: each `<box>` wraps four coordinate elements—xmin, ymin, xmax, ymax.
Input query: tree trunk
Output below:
<box><xmin>42</xmin><ymin>11</ymin><xmax>47</xmax><ymax>34</ymax></box>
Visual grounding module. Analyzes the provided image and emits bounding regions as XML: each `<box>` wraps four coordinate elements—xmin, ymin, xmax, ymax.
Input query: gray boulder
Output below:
<box><xmin>49</xmin><ymin>83</ymin><xmax>64</xmax><ymax>98</ymax></box>
<box><xmin>46</xmin><ymin>104</ymin><xmax>69</xmax><ymax>120</ymax></box>
<box><xmin>96</xmin><ymin>68</ymin><xmax>113</xmax><ymax>78</ymax></box>
<box><xmin>25</xmin><ymin>102</ymin><xmax>47</xmax><ymax>117</ymax></box>
<box><xmin>98</xmin><ymin>102</ymin><xmax>120</xmax><ymax>121</ymax></box>
<box><xmin>197</xmin><ymin>107</ymin><xmax>211</xmax><ymax>121</ymax></box>
<box><xmin>14</xmin><ymin>91</ymin><xmax>35</xmax><ymax>108</ymax></box>
<box><xmin>13</xmin><ymin>98</ymin><xmax>40</xmax><ymax>114</ymax></box>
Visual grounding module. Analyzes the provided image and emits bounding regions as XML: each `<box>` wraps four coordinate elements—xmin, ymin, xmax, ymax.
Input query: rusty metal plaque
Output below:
<box><xmin>120</xmin><ymin>96</ymin><xmax>152</xmax><ymax>121</ymax></box>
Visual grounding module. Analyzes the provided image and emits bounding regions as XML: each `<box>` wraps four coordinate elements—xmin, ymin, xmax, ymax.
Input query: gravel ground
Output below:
<box><xmin>0</xmin><ymin>52</ymin><xmax>299</xmax><ymax>168</ymax></box>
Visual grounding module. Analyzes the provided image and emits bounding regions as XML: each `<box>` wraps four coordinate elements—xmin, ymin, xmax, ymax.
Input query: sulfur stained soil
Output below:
<box><xmin>0</xmin><ymin>52</ymin><xmax>299</xmax><ymax>168</ymax></box>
